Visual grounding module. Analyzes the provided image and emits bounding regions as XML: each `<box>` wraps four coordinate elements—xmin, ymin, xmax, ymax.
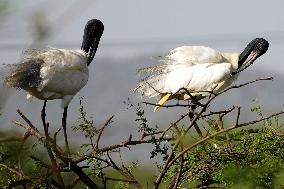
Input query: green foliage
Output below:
<box><xmin>0</xmin><ymin>140</ymin><xmax>49</xmax><ymax>188</ymax></box>
<box><xmin>166</xmin><ymin>127</ymin><xmax>284</xmax><ymax>188</ymax></box>
<box><xmin>125</xmin><ymin>99</ymin><xmax>169</xmax><ymax>160</ymax></box>
<box><xmin>72</xmin><ymin>98</ymin><xmax>99</xmax><ymax>151</ymax></box>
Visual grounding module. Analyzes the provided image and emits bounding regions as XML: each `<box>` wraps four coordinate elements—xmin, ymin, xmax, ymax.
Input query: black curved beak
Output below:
<box><xmin>232</xmin><ymin>38</ymin><xmax>269</xmax><ymax>75</ymax></box>
<box><xmin>234</xmin><ymin>50</ymin><xmax>259</xmax><ymax>74</ymax></box>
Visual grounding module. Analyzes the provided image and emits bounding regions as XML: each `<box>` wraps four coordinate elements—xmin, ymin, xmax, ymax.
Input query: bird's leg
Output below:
<box><xmin>188</xmin><ymin>104</ymin><xmax>203</xmax><ymax>137</ymax></box>
<box><xmin>41</xmin><ymin>100</ymin><xmax>48</xmax><ymax>134</ymax></box>
<box><xmin>62</xmin><ymin>106</ymin><xmax>70</xmax><ymax>157</ymax></box>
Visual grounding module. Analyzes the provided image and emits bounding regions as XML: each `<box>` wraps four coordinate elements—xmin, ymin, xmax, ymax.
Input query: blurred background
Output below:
<box><xmin>0</xmin><ymin>0</ymin><xmax>283</xmax><ymax>161</ymax></box>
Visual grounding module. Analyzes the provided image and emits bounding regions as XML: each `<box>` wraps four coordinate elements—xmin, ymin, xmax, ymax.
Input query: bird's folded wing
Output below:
<box><xmin>162</xmin><ymin>46</ymin><xmax>225</xmax><ymax>65</ymax></box>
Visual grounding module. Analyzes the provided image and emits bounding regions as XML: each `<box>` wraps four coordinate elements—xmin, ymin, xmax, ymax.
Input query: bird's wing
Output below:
<box><xmin>164</xmin><ymin>63</ymin><xmax>233</xmax><ymax>95</ymax></box>
<box><xmin>135</xmin><ymin>62</ymin><xmax>234</xmax><ymax>98</ymax></box>
<box><xmin>137</xmin><ymin>46</ymin><xmax>226</xmax><ymax>80</ymax></box>
<box><xmin>136</xmin><ymin>64</ymin><xmax>168</xmax><ymax>81</ymax></box>
<box><xmin>21</xmin><ymin>48</ymin><xmax>50</xmax><ymax>61</ymax></box>
<box><xmin>36</xmin><ymin>49</ymin><xmax>89</xmax><ymax>95</ymax></box>
<box><xmin>3</xmin><ymin>59</ymin><xmax>44</xmax><ymax>90</ymax></box>
<box><xmin>161</xmin><ymin>46</ymin><xmax>225</xmax><ymax>65</ymax></box>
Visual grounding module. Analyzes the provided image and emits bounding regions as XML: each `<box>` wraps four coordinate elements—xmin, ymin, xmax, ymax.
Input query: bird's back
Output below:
<box><xmin>4</xmin><ymin>48</ymin><xmax>89</xmax><ymax>100</ymax></box>
<box><xmin>163</xmin><ymin>46</ymin><xmax>225</xmax><ymax>65</ymax></box>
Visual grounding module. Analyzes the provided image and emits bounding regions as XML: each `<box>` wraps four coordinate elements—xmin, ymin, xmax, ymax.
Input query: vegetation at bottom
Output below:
<box><xmin>163</xmin><ymin>127</ymin><xmax>284</xmax><ymax>188</ymax></box>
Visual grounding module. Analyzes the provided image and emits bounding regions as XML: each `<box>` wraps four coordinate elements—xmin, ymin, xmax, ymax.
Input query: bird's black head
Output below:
<box><xmin>235</xmin><ymin>38</ymin><xmax>269</xmax><ymax>74</ymax></box>
<box><xmin>81</xmin><ymin>19</ymin><xmax>104</xmax><ymax>66</ymax></box>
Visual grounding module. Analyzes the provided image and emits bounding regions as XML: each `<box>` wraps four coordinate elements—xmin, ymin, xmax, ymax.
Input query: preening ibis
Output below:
<box><xmin>134</xmin><ymin>38</ymin><xmax>269</xmax><ymax>111</ymax></box>
<box><xmin>4</xmin><ymin>19</ymin><xmax>104</xmax><ymax>152</ymax></box>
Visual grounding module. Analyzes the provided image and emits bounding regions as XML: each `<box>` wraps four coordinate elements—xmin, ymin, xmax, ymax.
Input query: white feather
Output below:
<box><xmin>163</xmin><ymin>46</ymin><xmax>225</xmax><ymax>65</ymax></box>
<box><xmin>135</xmin><ymin>46</ymin><xmax>240</xmax><ymax>98</ymax></box>
<box><xmin>25</xmin><ymin>49</ymin><xmax>89</xmax><ymax>107</ymax></box>
<box><xmin>163</xmin><ymin>62</ymin><xmax>233</xmax><ymax>94</ymax></box>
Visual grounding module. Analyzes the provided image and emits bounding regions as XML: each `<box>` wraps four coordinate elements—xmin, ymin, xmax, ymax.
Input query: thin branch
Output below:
<box><xmin>174</xmin><ymin>87</ymin><xmax>206</xmax><ymax>107</ymax></box>
<box><xmin>159</xmin><ymin>112</ymin><xmax>190</xmax><ymax>139</ymax></box>
<box><xmin>172</xmin><ymin>154</ymin><xmax>184</xmax><ymax>189</ymax></box>
<box><xmin>96</xmin><ymin>115</ymin><xmax>114</xmax><ymax>148</ymax></box>
<box><xmin>99</xmin><ymin>136</ymin><xmax>172</xmax><ymax>153</ymax></box>
<box><xmin>200</xmin><ymin>106</ymin><xmax>236</xmax><ymax>118</ymax></box>
<box><xmin>140</xmin><ymin>131</ymin><xmax>163</xmax><ymax>140</ymax></box>
<box><xmin>0</xmin><ymin>163</ymin><xmax>28</xmax><ymax>179</ymax></box>
<box><xmin>154</xmin><ymin>152</ymin><xmax>174</xmax><ymax>189</ymax></box>
<box><xmin>13</xmin><ymin>121</ymin><xmax>44</xmax><ymax>142</ymax></box>
<box><xmin>16</xmin><ymin>109</ymin><xmax>36</xmax><ymax>129</ymax></box>
<box><xmin>30</xmin><ymin>155</ymin><xmax>50</xmax><ymax>169</ymax></box>
<box><xmin>235</xmin><ymin>107</ymin><xmax>241</xmax><ymax>127</ymax></box>
<box><xmin>74</xmin><ymin>136</ymin><xmax>173</xmax><ymax>164</ymax></box>
<box><xmin>106</xmin><ymin>177</ymin><xmax>139</xmax><ymax>184</ymax></box>
<box><xmin>218</xmin><ymin>77</ymin><xmax>273</xmax><ymax>96</ymax></box>
<box><xmin>143</xmin><ymin>101</ymin><xmax>195</xmax><ymax>108</ymax></box>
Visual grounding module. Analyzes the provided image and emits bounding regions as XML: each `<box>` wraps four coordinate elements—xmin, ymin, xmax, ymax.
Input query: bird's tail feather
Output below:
<box><xmin>1</xmin><ymin>59</ymin><xmax>43</xmax><ymax>90</ymax></box>
<box><xmin>0</xmin><ymin>64</ymin><xmax>17</xmax><ymax>111</ymax></box>
<box><xmin>134</xmin><ymin>74</ymin><xmax>167</xmax><ymax>98</ymax></box>
<box><xmin>136</xmin><ymin>64</ymin><xmax>167</xmax><ymax>78</ymax></box>
<box><xmin>0</xmin><ymin>64</ymin><xmax>18</xmax><ymax>86</ymax></box>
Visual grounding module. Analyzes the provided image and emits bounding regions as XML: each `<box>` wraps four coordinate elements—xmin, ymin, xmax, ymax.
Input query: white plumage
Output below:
<box><xmin>138</xmin><ymin>46</ymin><xmax>238</xmax><ymax>97</ymax></box>
<box><xmin>135</xmin><ymin>38</ymin><xmax>269</xmax><ymax>111</ymax></box>
<box><xmin>26</xmin><ymin>48</ymin><xmax>89</xmax><ymax>108</ymax></box>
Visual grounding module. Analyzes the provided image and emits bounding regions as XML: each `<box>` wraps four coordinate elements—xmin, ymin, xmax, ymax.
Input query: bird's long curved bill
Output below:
<box><xmin>234</xmin><ymin>52</ymin><xmax>258</xmax><ymax>75</ymax></box>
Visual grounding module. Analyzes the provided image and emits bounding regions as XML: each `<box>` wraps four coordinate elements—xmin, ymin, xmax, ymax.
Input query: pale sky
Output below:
<box><xmin>0</xmin><ymin>0</ymin><xmax>283</xmax><ymax>70</ymax></box>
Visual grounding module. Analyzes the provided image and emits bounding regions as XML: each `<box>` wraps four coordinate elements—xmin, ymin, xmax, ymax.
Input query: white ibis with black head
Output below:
<box><xmin>4</xmin><ymin>19</ymin><xmax>104</xmax><ymax>152</ymax></box>
<box><xmin>134</xmin><ymin>38</ymin><xmax>269</xmax><ymax>111</ymax></box>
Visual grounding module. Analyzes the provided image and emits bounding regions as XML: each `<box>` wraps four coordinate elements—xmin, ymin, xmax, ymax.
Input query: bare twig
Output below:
<box><xmin>96</xmin><ymin>115</ymin><xmax>114</xmax><ymax>148</ymax></box>
<box><xmin>172</xmin><ymin>154</ymin><xmax>184</xmax><ymax>189</ymax></box>
<box><xmin>74</xmin><ymin>135</ymin><xmax>172</xmax><ymax>165</ymax></box>
<box><xmin>200</xmin><ymin>106</ymin><xmax>236</xmax><ymax>118</ymax></box>
<box><xmin>143</xmin><ymin>101</ymin><xmax>195</xmax><ymax>108</ymax></box>
<box><xmin>13</xmin><ymin>120</ymin><xmax>44</xmax><ymax>142</ymax></box>
<box><xmin>174</xmin><ymin>87</ymin><xmax>206</xmax><ymax>107</ymax></box>
<box><xmin>159</xmin><ymin>112</ymin><xmax>191</xmax><ymax>139</ymax></box>
<box><xmin>218</xmin><ymin>77</ymin><xmax>273</xmax><ymax>96</ymax></box>
<box><xmin>235</xmin><ymin>107</ymin><xmax>241</xmax><ymax>127</ymax></box>
<box><xmin>0</xmin><ymin>163</ymin><xmax>29</xmax><ymax>179</ymax></box>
